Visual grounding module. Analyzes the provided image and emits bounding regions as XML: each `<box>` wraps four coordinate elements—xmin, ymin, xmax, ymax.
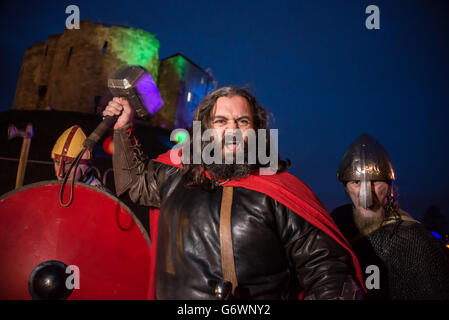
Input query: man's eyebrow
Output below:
<box><xmin>212</xmin><ymin>115</ymin><xmax>251</xmax><ymax>120</ymax></box>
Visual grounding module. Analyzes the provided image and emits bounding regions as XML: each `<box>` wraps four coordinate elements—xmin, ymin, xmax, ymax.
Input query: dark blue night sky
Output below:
<box><xmin>1</xmin><ymin>0</ymin><xmax>448</xmax><ymax>222</ymax></box>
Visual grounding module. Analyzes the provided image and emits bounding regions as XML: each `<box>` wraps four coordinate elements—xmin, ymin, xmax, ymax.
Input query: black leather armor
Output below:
<box><xmin>113</xmin><ymin>127</ymin><xmax>363</xmax><ymax>300</ymax></box>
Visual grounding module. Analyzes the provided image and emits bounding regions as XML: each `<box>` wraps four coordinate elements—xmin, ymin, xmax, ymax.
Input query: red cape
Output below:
<box><xmin>147</xmin><ymin>150</ymin><xmax>365</xmax><ymax>299</ymax></box>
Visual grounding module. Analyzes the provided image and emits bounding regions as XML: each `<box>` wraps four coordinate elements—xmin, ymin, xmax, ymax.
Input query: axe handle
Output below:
<box><xmin>15</xmin><ymin>134</ymin><xmax>32</xmax><ymax>189</ymax></box>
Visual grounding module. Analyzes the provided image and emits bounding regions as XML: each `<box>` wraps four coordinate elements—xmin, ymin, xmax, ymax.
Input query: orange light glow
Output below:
<box><xmin>103</xmin><ymin>136</ymin><xmax>114</xmax><ymax>155</ymax></box>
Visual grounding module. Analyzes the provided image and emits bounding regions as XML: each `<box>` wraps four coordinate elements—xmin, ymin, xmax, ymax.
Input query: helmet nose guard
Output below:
<box><xmin>359</xmin><ymin>143</ymin><xmax>373</xmax><ymax>209</ymax></box>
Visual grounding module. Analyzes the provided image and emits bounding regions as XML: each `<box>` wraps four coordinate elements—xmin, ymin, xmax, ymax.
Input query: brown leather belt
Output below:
<box><xmin>219</xmin><ymin>186</ymin><xmax>238</xmax><ymax>295</ymax></box>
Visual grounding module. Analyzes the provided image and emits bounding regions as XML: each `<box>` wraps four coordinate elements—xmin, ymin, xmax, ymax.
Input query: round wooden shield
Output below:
<box><xmin>0</xmin><ymin>180</ymin><xmax>151</xmax><ymax>300</ymax></box>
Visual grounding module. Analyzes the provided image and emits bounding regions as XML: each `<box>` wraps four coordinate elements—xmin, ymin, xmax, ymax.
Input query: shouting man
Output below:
<box><xmin>104</xmin><ymin>86</ymin><xmax>364</xmax><ymax>300</ymax></box>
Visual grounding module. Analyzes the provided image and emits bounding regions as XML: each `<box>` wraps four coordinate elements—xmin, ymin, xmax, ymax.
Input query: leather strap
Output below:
<box><xmin>61</xmin><ymin>125</ymin><xmax>80</xmax><ymax>158</ymax></box>
<box><xmin>219</xmin><ymin>186</ymin><xmax>238</xmax><ymax>294</ymax></box>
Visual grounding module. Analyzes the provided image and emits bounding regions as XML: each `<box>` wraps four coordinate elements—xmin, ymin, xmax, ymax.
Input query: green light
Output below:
<box><xmin>111</xmin><ymin>27</ymin><xmax>160</xmax><ymax>80</ymax></box>
<box><xmin>174</xmin><ymin>131</ymin><xmax>188</xmax><ymax>144</ymax></box>
<box><xmin>170</xmin><ymin>55</ymin><xmax>189</xmax><ymax>78</ymax></box>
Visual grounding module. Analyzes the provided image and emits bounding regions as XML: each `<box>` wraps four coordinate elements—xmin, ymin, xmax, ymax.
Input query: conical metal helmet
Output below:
<box><xmin>337</xmin><ymin>133</ymin><xmax>395</xmax><ymax>209</ymax></box>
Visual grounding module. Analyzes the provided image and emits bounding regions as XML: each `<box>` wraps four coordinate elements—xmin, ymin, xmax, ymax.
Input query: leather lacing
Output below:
<box><xmin>124</xmin><ymin>129</ymin><xmax>148</xmax><ymax>176</ymax></box>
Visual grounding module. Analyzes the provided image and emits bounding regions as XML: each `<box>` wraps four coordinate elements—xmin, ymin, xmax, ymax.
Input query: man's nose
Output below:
<box><xmin>225</xmin><ymin>119</ymin><xmax>238</xmax><ymax>130</ymax></box>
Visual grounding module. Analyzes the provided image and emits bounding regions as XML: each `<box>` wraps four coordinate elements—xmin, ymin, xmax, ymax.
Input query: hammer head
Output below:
<box><xmin>108</xmin><ymin>66</ymin><xmax>164</xmax><ymax>119</ymax></box>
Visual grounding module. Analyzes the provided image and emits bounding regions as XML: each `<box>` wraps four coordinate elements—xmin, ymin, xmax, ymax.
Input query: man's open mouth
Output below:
<box><xmin>224</xmin><ymin>140</ymin><xmax>242</xmax><ymax>152</ymax></box>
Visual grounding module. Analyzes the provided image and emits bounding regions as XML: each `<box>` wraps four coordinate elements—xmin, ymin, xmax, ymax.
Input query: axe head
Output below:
<box><xmin>108</xmin><ymin>66</ymin><xmax>164</xmax><ymax>119</ymax></box>
<box><xmin>8</xmin><ymin>125</ymin><xmax>20</xmax><ymax>140</ymax></box>
<box><xmin>8</xmin><ymin>124</ymin><xmax>34</xmax><ymax>140</ymax></box>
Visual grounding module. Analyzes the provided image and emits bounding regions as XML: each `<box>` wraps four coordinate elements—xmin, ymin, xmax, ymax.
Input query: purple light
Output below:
<box><xmin>135</xmin><ymin>73</ymin><xmax>164</xmax><ymax>114</ymax></box>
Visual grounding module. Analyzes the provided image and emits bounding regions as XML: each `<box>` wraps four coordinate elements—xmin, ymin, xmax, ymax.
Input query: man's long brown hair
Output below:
<box><xmin>181</xmin><ymin>86</ymin><xmax>290</xmax><ymax>188</ymax></box>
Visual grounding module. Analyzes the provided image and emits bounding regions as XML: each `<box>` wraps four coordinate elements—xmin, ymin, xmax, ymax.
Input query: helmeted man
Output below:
<box><xmin>51</xmin><ymin>125</ymin><xmax>106</xmax><ymax>191</ymax></box>
<box><xmin>103</xmin><ymin>87</ymin><xmax>365</xmax><ymax>300</ymax></box>
<box><xmin>332</xmin><ymin>133</ymin><xmax>449</xmax><ymax>299</ymax></box>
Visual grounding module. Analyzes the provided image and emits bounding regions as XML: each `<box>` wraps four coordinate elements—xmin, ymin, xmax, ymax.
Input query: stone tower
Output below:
<box><xmin>13</xmin><ymin>20</ymin><xmax>160</xmax><ymax>114</ymax></box>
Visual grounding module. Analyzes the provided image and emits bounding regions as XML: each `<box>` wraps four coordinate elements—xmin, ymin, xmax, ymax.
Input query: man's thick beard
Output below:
<box><xmin>204</xmin><ymin>138</ymin><xmax>257</xmax><ymax>181</ymax></box>
<box><xmin>206</xmin><ymin>162</ymin><xmax>256</xmax><ymax>181</ymax></box>
<box><xmin>352</xmin><ymin>206</ymin><xmax>385</xmax><ymax>236</ymax></box>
